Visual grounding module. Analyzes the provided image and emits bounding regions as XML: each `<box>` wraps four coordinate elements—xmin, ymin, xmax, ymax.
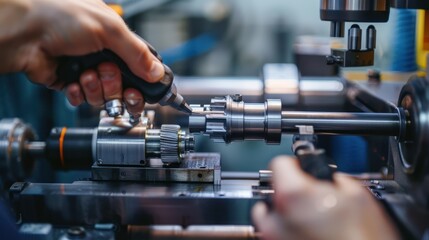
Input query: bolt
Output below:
<box><xmin>9</xmin><ymin>182</ymin><xmax>26</xmax><ymax>193</ymax></box>
<box><xmin>370</xmin><ymin>180</ymin><xmax>379</xmax><ymax>185</ymax></box>
<box><xmin>67</xmin><ymin>226</ymin><xmax>86</xmax><ymax>238</ymax></box>
<box><xmin>129</xmin><ymin>114</ymin><xmax>141</xmax><ymax>125</ymax></box>
<box><xmin>326</xmin><ymin>55</ymin><xmax>336</xmax><ymax>65</ymax></box>
<box><xmin>231</xmin><ymin>94</ymin><xmax>242</xmax><ymax>102</ymax></box>
<box><xmin>326</xmin><ymin>55</ymin><xmax>343</xmax><ymax>65</ymax></box>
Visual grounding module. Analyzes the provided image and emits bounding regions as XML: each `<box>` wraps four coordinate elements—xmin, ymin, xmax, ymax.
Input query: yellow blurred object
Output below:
<box><xmin>417</xmin><ymin>10</ymin><xmax>428</xmax><ymax>69</ymax></box>
<box><xmin>108</xmin><ymin>4</ymin><xmax>124</xmax><ymax>17</ymax></box>
<box><xmin>342</xmin><ymin>71</ymin><xmax>417</xmax><ymax>82</ymax></box>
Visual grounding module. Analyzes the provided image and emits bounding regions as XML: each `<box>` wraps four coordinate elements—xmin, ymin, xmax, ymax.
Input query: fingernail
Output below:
<box><xmin>99</xmin><ymin>71</ymin><xmax>116</xmax><ymax>81</ymax></box>
<box><xmin>84</xmin><ymin>75</ymin><xmax>98</xmax><ymax>91</ymax></box>
<box><xmin>127</xmin><ymin>98</ymin><xmax>142</xmax><ymax>106</ymax></box>
<box><xmin>150</xmin><ymin>61</ymin><xmax>164</xmax><ymax>81</ymax></box>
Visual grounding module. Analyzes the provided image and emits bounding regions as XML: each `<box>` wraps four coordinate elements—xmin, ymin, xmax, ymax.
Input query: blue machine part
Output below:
<box><xmin>391</xmin><ymin>9</ymin><xmax>418</xmax><ymax>72</ymax></box>
<box><xmin>331</xmin><ymin>136</ymin><xmax>368</xmax><ymax>173</ymax></box>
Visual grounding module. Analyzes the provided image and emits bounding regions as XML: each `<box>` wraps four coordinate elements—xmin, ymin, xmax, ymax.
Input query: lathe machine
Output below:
<box><xmin>0</xmin><ymin>0</ymin><xmax>429</xmax><ymax>239</ymax></box>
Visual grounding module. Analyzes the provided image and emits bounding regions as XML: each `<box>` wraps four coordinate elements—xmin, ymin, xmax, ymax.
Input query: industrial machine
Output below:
<box><xmin>0</xmin><ymin>0</ymin><xmax>429</xmax><ymax>239</ymax></box>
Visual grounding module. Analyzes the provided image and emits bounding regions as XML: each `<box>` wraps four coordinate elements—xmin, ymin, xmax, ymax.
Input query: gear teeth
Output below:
<box><xmin>204</xmin><ymin>96</ymin><xmax>228</xmax><ymax>142</ymax></box>
<box><xmin>160</xmin><ymin>125</ymin><xmax>180</xmax><ymax>163</ymax></box>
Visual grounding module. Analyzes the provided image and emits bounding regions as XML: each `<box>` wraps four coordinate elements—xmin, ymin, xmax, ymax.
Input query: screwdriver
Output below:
<box><xmin>56</xmin><ymin>44</ymin><xmax>192</xmax><ymax>116</ymax></box>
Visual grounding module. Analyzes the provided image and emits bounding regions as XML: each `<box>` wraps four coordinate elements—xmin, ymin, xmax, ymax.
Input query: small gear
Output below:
<box><xmin>160</xmin><ymin>125</ymin><xmax>181</xmax><ymax>163</ymax></box>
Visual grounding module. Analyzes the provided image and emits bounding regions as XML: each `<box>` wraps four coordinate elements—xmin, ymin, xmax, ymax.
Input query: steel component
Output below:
<box><xmin>0</xmin><ymin>119</ymin><xmax>36</xmax><ymax>182</ymax></box>
<box><xmin>281</xmin><ymin>111</ymin><xmax>402</xmax><ymax>136</ymax></box>
<box><xmin>259</xmin><ymin>170</ymin><xmax>272</xmax><ymax>184</ymax></box>
<box><xmin>397</xmin><ymin>76</ymin><xmax>429</xmax><ymax>176</ymax></box>
<box><xmin>97</xmin><ymin>117</ymin><xmax>147</xmax><ymax>166</ymax></box>
<box><xmin>158</xmin><ymin>83</ymin><xmax>193</xmax><ymax>114</ymax></box>
<box><xmin>12</xmin><ymin>178</ymin><xmax>262</xmax><ymax>226</ymax></box>
<box><xmin>320</xmin><ymin>0</ymin><xmax>389</xmax><ymax>37</ymax></box>
<box><xmin>97</xmin><ymin>117</ymin><xmax>194</xmax><ymax>166</ymax></box>
<box><xmin>328</xmin><ymin>48</ymin><xmax>374</xmax><ymax>67</ymax></box>
<box><xmin>366</xmin><ymin>25</ymin><xmax>377</xmax><ymax>49</ymax></box>
<box><xmin>331</xmin><ymin>21</ymin><xmax>345</xmax><ymax>37</ymax></box>
<box><xmin>24</xmin><ymin>142</ymin><xmax>46</xmax><ymax>160</ymax></box>
<box><xmin>320</xmin><ymin>0</ymin><xmax>389</xmax><ymax>11</ymax></box>
<box><xmin>92</xmin><ymin>153</ymin><xmax>220</xmax><ymax>184</ymax></box>
<box><xmin>348</xmin><ymin>24</ymin><xmax>362</xmax><ymax>50</ymax></box>
<box><xmin>189</xmin><ymin>96</ymin><xmax>405</xmax><ymax>144</ymax></box>
<box><xmin>105</xmin><ymin>99</ymin><xmax>124</xmax><ymax>117</ymax></box>
<box><xmin>320</xmin><ymin>0</ymin><xmax>386</xmax><ymax>65</ymax></box>
<box><xmin>326</xmin><ymin>24</ymin><xmax>376</xmax><ymax>67</ymax></box>
<box><xmin>0</xmin><ymin>116</ymin><xmax>194</xmax><ymax>174</ymax></box>
<box><xmin>320</xmin><ymin>0</ymin><xmax>390</xmax><ymax>23</ymax></box>
<box><xmin>160</xmin><ymin>125</ymin><xmax>181</xmax><ymax>163</ymax></box>
<box><xmin>189</xmin><ymin>95</ymin><xmax>282</xmax><ymax>144</ymax></box>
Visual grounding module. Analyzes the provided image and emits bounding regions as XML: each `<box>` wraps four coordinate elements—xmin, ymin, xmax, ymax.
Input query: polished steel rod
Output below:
<box><xmin>281</xmin><ymin>111</ymin><xmax>400</xmax><ymax>136</ymax></box>
<box><xmin>25</xmin><ymin>142</ymin><xmax>46</xmax><ymax>158</ymax></box>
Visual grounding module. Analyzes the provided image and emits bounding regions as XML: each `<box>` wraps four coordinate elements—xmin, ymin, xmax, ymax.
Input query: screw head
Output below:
<box><xmin>67</xmin><ymin>226</ymin><xmax>86</xmax><ymax>238</ymax></box>
<box><xmin>231</xmin><ymin>94</ymin><xmax>242</xmax><ymax>102</ymax></box>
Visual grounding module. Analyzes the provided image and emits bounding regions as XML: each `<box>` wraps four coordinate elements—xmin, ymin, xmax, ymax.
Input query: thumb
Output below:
<box><xmin>105</xmin><ymin>27</ymin><xmax>165</xmax><ymax>83</ymax></box>
<box><xmin>269</xmin><ymin>156</ymin><xmax>316</xmax><ymax>213</ymax></box>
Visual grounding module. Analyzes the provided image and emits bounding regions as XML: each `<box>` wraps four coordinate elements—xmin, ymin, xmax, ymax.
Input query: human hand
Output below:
<box><xmin>0</xmin><ymin>0</ymin><xmax>164</xmax><ymax>114</ymax></box>
<box><xmin>252</xmin><ymin>156</ymin><xmax>399</xmax><ymax>240</ymax></box>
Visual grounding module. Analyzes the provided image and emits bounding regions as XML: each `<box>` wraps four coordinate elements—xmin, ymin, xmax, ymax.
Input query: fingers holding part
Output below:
<box><xmin>97</xmin><ymin>62</ymin><xmax>122</xmax><ymax>101</ymax></box>
<box><xmin>79</xmin><ymin>69</ymin><xmax>104</xmax><ymax>106</ymax></box>
<box><xmin>65</xmin><ymin>83</ymin><xmax>85</xmax><ymax>106</ymax></box>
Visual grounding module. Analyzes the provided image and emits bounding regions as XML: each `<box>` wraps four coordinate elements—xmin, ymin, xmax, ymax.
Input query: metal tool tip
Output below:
<box><xmin>181</xmin><ymin>103</ymin><xmax>193</xmax><ymax>114</ymax></box>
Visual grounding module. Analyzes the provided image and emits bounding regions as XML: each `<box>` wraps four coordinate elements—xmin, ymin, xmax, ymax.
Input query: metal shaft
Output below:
<box><xmin>281</xmin><ymin>111</ymin><xmax>401</xmax><ymax>136</ymax></box>
<box><xmin>189</xmin><ymin>96</ymin><xmax>405</xmax><ymax>144</ymax></box>
<box><xmin>24</xmin><ymin>142</ymin><xmax>46</xmax><ymax>159</ymax></box>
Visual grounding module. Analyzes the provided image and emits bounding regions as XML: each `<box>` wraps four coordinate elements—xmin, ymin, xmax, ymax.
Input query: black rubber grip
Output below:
<box><xmin>56</xmin><ymin>48</ymin><xmax>174</xmax><ymax>104</ymax></box>
<box><xmin>297</xmin><ymin>150</ymin><xmax>334</xmax><ymax>182</ymax></box>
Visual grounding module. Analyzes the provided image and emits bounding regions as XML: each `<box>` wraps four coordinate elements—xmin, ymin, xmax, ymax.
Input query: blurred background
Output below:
<box><xmin>0</xmin><ymin>0</ymin><xmax>411</xmax><ymax>180</ymax></box>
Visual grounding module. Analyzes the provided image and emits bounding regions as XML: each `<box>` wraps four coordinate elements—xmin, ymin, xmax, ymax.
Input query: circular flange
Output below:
<box><xmin>0</xmin><ymin>118</ymin><xmax>36</xmax><ymax>182</ymax></box>
<box><xmin>320</xmin><ymin>0</ymin><xmax>390</xmax><ymax>22</ymax></box>
<box><xmin>397</xmin><ymin>77</ymin><xmax>429</xmax><ymax>177</ymax></box>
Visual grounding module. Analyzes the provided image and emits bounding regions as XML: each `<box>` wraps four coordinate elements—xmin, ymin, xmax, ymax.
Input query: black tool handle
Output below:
<box><xmin>56</xmin><ymin>48</ymin><xmax>173</xmax><ymax>104</ymax></box>
<box><xmin>297</xmin><ymin>149</ymin><xmax>334</xmax><ymax>182</ymax></box>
